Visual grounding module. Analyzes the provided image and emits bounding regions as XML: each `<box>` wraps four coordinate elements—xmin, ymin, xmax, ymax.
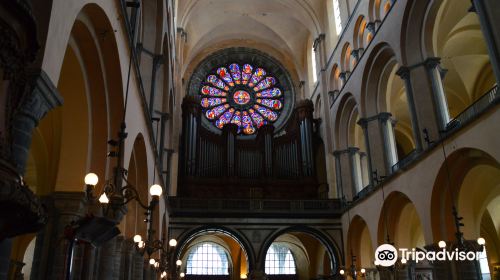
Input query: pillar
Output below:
<box><xmin>181</xmin><ymin>96</ymin><xmax>201</xmax><ymax>177</ymax></box>
<box><xmin>379</xmin><ymin>112</ymin><xmax>398</xmax><ymax>172</ymax></box>
<box><xmin>424</xmin><ymin>57</ymin><xmax>450</xmax><ymax>130</ymax></box>
<box><xmin>296</xmin><ymin>100</ymin><xmax>315</xmax><ymax>177</ymax></box>
<box><xmin>472</xmin><ymin>0</ymin><xmax>500</xmax><ymax>83</ymax></box>
<box><xmin>30</xmin><ymin>193</ymin><xmax>86</xmax><ymax>279</ymax></box>
<box><xmin>348</xmin><ymin>147</ymin><xmax>363</xmax><ymax>195</ymax></box>
<box><xmin>396</xmin><ymin>66</ymin><xmax>423</xmax><ymax>152</ymax></box>
<box><xmin>248</xmin><ymin>270</ymin><xmax>268</xmax><ymax>280</ymax></box>
<box><xmin>358</xmin><ymin>112</ymin><xmax>396</xmax><ymax>183</ymax></box>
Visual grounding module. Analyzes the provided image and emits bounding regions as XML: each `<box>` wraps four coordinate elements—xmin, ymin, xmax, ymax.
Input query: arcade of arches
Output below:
<box><xmin>0</xmin><ymin>0</ymin><xmax>499</xmax><ymax>280</ymax></box>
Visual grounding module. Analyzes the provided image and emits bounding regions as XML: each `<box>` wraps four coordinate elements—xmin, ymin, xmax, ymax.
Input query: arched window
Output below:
<box><xmin>186</xmin><ymin>242</ymin><xmax>230</xmax><ymax>275</ymax></box>
<box><xmin>332</xmin><ymin>0</ymin><xmax>342</xmax><ymax>35</ymax></box>
<box><xmin>199</xmin><ymin>63</ymin><xmax>284</xmax><ymax>135</ymax></box>
<box><xmin>312</xmin><ymin>48</ymin><xmax>318</xmax><ymax>83</ymax></box>
<box><xmin>265</xmin><ymin>243</ymin><xmax>296</xmax><ymax>275</ymax></box>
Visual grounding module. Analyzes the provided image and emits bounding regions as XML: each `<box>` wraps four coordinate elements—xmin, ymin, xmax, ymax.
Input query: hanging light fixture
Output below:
<box><xmin>338</xmin><ymin>199</ymin><xmax>367</xmax><ymax>279</ymax></box>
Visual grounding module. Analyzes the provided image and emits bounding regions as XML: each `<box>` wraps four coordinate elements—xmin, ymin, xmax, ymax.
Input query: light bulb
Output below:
<box><xmin>340</xmin><ymin>269</ymin><xmax>345</xmax><ymax>275</ymax></box>
<box><xmin>99</xmin><ymin>193</ymin><xmax>109</xmax><ymax>204</ymax></box>
<box><xmin>240</xmin><ymin>273</ymin><xmax>247</xmax><ymax>279</ymax></box>
<box><xmin>149</xmin><ymin>184</ymin><xmax>163</xmax><ymax>197</ymax></box>
<box><xmin>176</xmin><ymin>259</ymin><xmax>182</xmax><ymax>266</ymax></box>
<box><xmin>154</xmin><ymin>261</ymin><xmax>159</xmax><ymax>268</ymax></box>
<box><xmin>438</xmin><ymin>240</ymin><xmax>446</xmax><ymax>248</ymax></box>
<box><xmin>133</xmin><ymin>234</ymin><xmax>142</xmax><ymax>243</ymax></box>
<box><xmin>149</xmin><ymin>258</ymin><xmax>156</xmax><ymax>265</ymax></box>
<box><xmin>169</xmin><ymin>239</ymin><xmax>177</xmax><ymax>247</ymax></box>
<box><xmin>138</xmin><ymin>241</ymin><xmax>145</xmax><ymax>248</ymax></box>
<box><xmin>161</xmin><ymin>271</ymin><xmax>167</xmax><ymax>278</ymax></box>
<box><xmin>180</xmin><ymin>272</ymin><xmax>185</xmax><ymax>278</ymax></box>
<box><xmin>477</xmin><ymin>237</ymin><xmax>486</xmax><ymax>246</ymax></box>
<box><xmin>84</xmin><ymin>173</ymin><xmax>99</xmax><ymax>185</ymax></box>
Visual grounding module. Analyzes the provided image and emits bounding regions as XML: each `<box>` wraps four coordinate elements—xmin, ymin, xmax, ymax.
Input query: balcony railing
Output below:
<box><xmin>446</xmin><ymin>85</ymin><xmax>499</xmax><ymax>133</ymax></box>
<box><xmin>168</xmin><ymin>197</ymin><xmax>343</xmax><ymax>218</ymax></box>
<box><xmin>391</xmin><ymin>149</ymin><xmax>419</xmax><ymax>173</ymax></box>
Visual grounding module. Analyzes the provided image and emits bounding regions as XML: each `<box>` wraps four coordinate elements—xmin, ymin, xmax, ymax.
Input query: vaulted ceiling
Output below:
<box><xmin>176</xmin><ymin>0</ymin><xmax>326</xmax><ymax>82</ymax></box>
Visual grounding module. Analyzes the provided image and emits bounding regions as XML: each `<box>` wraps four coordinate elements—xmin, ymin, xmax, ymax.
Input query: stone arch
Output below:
<box><xmin>45</xmin><ymin>3</ymin><xmax>123</xmax><ymax>193</ymax></box>
<box><xmin>377</xmin><ymin>191</ymin><xmax>426</xmax><ymax>249</ymax></box>
<box><xmin>347</xmin><ymin>215</ymin><xmax>375</xmax><ymax>270</ymax></box>
<box><xmin>329</xmin><ymin>64</ymin><xmax>342</xmax><ymax>92</ymax></box>
<box><xmin>340</xmin><ymin>43</ymin><xmax>352</xmax><ymax>73</ymax></box>
<box><xmin>430</xmin><ymin>148</ymin><xmax>500</xmax><ymax>243</ymax></box>
<box><xmin>334</xmin><ymin>93</ymin><xmax>361</xmax><ymax>150</ymax></box>
<box><xmin>423</xmin><ymin>0</ymin><xmax>497</xmax><ymax>118</ymax></box>
<box><xmin>258</xmin><ymin>226</ymin><xmax>341</xmax><ymax>275</ymax></box>
<box><xmin>361</xmin><ymin>42</ymin><xmax>416</xmax><ymax>158</ymax></box>
<box><xmin>174</xmin><ymin>226</ymin><xmax>255</xmax><ymax>271</ymax></box>
<box><xmin>353</xmin><ymin>15</ymin><xmax>368</xmax><ymax>50</ymax></box>
<box><xmin>122</xmin><ymin>133</ymin><xmax>149</xmax><ymax>240</ymax></box>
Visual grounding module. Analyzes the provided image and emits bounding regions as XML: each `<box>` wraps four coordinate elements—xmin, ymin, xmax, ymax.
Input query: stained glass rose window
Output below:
<box><xmin>199</xmin><ymin>63</ymin><xmax>284</xmax><ymax>135</ymax></box>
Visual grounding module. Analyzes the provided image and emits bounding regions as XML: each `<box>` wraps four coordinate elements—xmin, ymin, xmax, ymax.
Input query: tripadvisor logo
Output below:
<box><xmin>374</xmin><ymin>244</ymin><xmax>398</xmax><ymax>267</ymax></box>
<box><xmin>375</xmin><ymin>243</ymin><xmax>483</xmax><ymax>267</ymax></box>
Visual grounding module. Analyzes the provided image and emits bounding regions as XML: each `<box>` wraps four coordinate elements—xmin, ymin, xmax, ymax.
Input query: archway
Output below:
<box><xmin>426</xmin><ymin>0</ymin><xmax>497</xmax><ymax>118</ymax></box>
<box><xmin>377</xmin><ymin>191</ymin><xmax>425</xmax><ymax>249</ymax></box>
<box><xmin>431</xmin><ymin>148</ymin><xmax>500</xmax><ymax>277</ymax></box>
<box><xmin>260</xmin><ymin>227</ymin><xmax>340</xmax><ymax>279</ymax></box>
<box><xmin>346</xmin><ymin>216</ymin><xmax>375</xmax><ymax>275</ymax></box>
<box><xmin>175</xmin><ymin>227</ymin><xmax>252</xmax><ymax>280</ymax></box>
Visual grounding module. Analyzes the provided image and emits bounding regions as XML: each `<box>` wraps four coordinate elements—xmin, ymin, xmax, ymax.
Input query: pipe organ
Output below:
<box><xmin>180</xmin><ymin>98</ymin><xmax>322</xmax><ymax>199</ymax></box>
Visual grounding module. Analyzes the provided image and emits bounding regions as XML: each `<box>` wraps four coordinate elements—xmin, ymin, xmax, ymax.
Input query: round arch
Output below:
<box><xmin>258</xmin><ymin>226</ymin><xmax>341</xmax><ymax>275</ymax></box>
<box><xmin>174</xmin><ymin>226</ymin><xmax>255</xmax><ymax>271</ymax></box>
<box><xmin>346</xmin><ymin>215</ymin><xmax>374</xmax><ymax>270</ymax></box>
<box><xmin>430</xmin><ymin>148</ymin><xmax>500</xmax><ymax>243</ymax></box>
<box><xmin>377</xmin><ymin>191</ymin><xmax>426</xmax><ymax>249</ymax></box>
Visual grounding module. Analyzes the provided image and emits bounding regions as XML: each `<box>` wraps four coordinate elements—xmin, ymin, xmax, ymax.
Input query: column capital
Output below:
<box><xmin>396</xmin><ymin>66</ymin><xmax>411</xmax><ymax>80</ymax></box>
<box><xmin>313</xmin><ymin>33</ymin><xmax>326</xmax><ymax>50</ymax></box>
<box><xmin>347</xmin><ymin>147</ymin><xmax>360</xmax><ymax>155</ymax></box>
<box><xmin>424</xmin><ymin>57</ymin><xmax>442</xmax><ymax>69</ymax></box>
<box><xmin>378</xmin><ymin>112</ymin><xmax>393</xmax><ymax>122</ymax></box>
<box><xmin>332</xmin><ymin>149</ymin><xmax>349</xmax><ymax>157</ymax></box>
<box><xmin>366</xmin><ymin>22</ymin><xmax>376</xmax><ymax>34</ymax></box>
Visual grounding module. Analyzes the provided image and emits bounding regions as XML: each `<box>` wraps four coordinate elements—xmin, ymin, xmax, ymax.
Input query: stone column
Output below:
<box><xmin>397</xmin><ymin>62</ymin><xmax>443</xmax><ymax>149</ymax></box>
<box><xmin>396</xmin><ymin>66</ymin><xmax>423</xmax><ymax>152</ymax></box>
<box><xmin>357</xmin><ymin>114</ymin><xmax>390</xmax><ymax>183</ymax></box>
<box><xmin>424</xmin><ymin>57</ymin><xmax>450</xmax><ymax>130</ymax></box>
<box><xmin>348</xmin><ymin>147</ymin><xmax>363</xmax><ymax>195</ymax></box>
<box><xmin>471</xmin><ymin>0</ymin><xmax>500</xmax><ymax>83</ymax></box>
<box><xmin>296</xmin><ymin>100</ymin><xmax>315</xmax><ymax>177</ymax></box>
<box><xmin>379</xmin><ymin>112</ymin><xmax>398</xmax><ymax>172</ymax></box>
<box><xmin>333</xmin><ymin>149</ymin><xmax>355</xmax><ymax>200</ymax></box>
<box><xmin>30</xmin><ymin>192</ymin><xmax>86</xmax><ymax>279</ymax></box>
<box><xmin>248</xmin><ymin>270</ymin><xmax>268</xmax><ymax>280</ymax></box>
<box><xmin>181</xmin><ymin>96</ymin><xmax>200</xmax><ymax>177</ymax></box>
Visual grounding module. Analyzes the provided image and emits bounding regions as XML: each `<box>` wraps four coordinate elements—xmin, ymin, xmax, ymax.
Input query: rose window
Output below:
<box><xmin>199</xmin><ymin>63</ymin><xmax>284</xmax><ymax>135</ymax></box>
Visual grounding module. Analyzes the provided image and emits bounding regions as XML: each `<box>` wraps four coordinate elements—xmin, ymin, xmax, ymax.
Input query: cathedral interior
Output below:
<box><xmin>0</xmin><ymin>0</ymin><xmax>499</xmax><ymax>279</ymax></box>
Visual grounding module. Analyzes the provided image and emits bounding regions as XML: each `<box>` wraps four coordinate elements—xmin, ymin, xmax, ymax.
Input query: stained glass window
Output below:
<box><xmin>265</xmin><ymin>243</ymin><xmax>296</xmax><ymax>275</ymax></box>
<box><xmin>199</xmin><ymin>63</ymin><xmax>284</xmax><ymax>135</ymax></box>
<box><xmin>186</xmin><ymin>243</ymin><xmax>230</xmax><ymax>275</ymax></box>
